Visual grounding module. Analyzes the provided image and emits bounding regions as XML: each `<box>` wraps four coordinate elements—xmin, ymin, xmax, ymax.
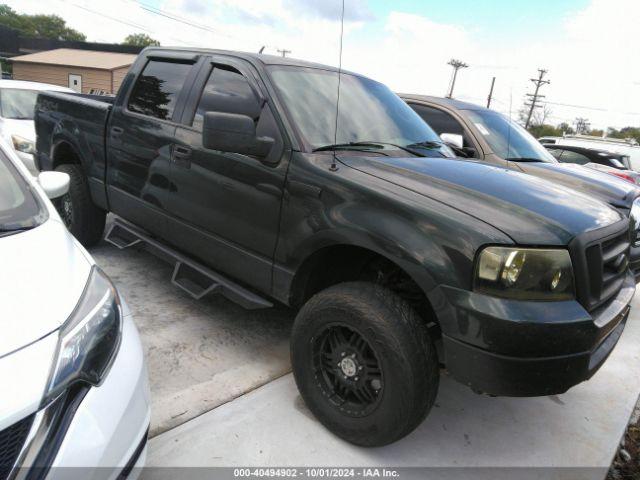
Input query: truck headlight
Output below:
<box><xmin>474</xmin><ymin>246</ymin><xmax>574</xmax><ymax>300</ymax></box>
<box><xmin>11</xmin><ymin>135</ymin><xmax>35</xmax><ymax>155</ymax></box>
<box><xmin>43</xmin><ymin>267</ymin><xmax>122</xmax><ymax>404</ymax></box>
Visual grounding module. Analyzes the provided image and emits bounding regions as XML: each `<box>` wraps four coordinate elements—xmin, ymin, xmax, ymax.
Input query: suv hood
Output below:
<box><xmin>0</xmin><ymin>219</ymin><xmax>92</xmax><ymax>357</ymax></box>
<box><xmin>341</xmin><ymin>155</ymin><xmax>623</xmax><ymax>245</ymax></box>
<box><xmin>516</xmin><ymin>161</ymin><xmax>639</xmax><ymax>209</ymax></box>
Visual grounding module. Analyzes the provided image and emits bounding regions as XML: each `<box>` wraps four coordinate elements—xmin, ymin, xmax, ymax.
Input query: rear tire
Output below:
<box><xmin>291</xmin><ymin>281</ymin><xmax>439</xmax><ymax>446</ymax></box>
<box><xmin>54</xmin><ymin>164</ymin><xmax>106</xmax><ymax>247</ymax></box>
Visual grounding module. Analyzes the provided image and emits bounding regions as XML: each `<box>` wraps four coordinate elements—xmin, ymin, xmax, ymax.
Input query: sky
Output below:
<box><xmin>7</xmin><ymin>0</ymin><xmax>640</xmax><ymax>129</ymax></box>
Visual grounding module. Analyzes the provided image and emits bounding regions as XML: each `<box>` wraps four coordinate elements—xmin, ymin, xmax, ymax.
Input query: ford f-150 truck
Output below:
<box><xmin>35</xmin><ymin>48</ymin><xmax>636</xmax><ymax>446</ymax></box>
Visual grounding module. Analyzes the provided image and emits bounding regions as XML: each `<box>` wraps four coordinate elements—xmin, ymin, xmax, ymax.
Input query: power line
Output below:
<box><xmin>524</xmin><ymin>68</ymin><xmax>550</xmax><ymax>129</ymax></box>
<box><xmin>60</xmin><ymin>0</ymin><xmax>198</xmax><ymax>46</ymax></box>
<box><xmin>446</xmin><ymin>59</ymin><xmax>468</xmax><ymax>99</ymax></box>
<box><xmin>126</xmin><ymin>0</ymin><xmax>284</xmax><ymax>53</ymax></box>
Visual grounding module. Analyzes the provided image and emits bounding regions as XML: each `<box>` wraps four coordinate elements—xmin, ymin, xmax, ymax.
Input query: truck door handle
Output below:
<box><xmin>110</xmin><ymin>126</ymin><xmax>124</xmax><ymax>138</ymax></box>
<box><xmin>172</xmin><ymin>145</ymin><xmax>192</xmax><ymax>168</ymax></box>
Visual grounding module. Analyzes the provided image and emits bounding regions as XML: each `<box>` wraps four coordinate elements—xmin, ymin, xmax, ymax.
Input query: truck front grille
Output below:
<box><xmin>0</xmin><ymin>415</ymin><xmax>34</xmax><ymax>480</ymax></box>
<box><xmin>572</xmin><ymin>220</ymin><xmax>631</xmax><ymax>312</ymax></box>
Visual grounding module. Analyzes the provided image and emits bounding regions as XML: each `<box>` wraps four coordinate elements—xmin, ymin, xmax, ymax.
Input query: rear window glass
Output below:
<box><xmin>0</xmin><ymin>151</ymin><xmax>43</xmax><ymax>230</ymax></box>
<box><xmin>128</xmin><ymin>60</ymin><xmax>192</xmax><ymax>120</ymax></box>
<box><xmin>0</xmin><ymin>89</ymin><xmax>39</xmax><ymax>120</ymax></box>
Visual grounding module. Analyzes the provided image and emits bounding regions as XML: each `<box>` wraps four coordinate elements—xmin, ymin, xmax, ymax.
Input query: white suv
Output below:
<box><xmin>0</xmin><ymin>80</ymin><xmax>74</xmax><ymax>176</ymax></box>
<box><xmin>0</xmin><ymin>140</ymin><xmax>150</xmax><ymax>478</ymax></box>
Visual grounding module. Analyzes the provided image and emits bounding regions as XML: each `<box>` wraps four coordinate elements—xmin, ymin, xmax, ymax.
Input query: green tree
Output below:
<box><xmin>0</xmin><ymin>4</ymin><xmax>86</xmax><ymax>41</ymax></box>
<box><xmin>122</xmin><ymin>33</ymin><xmax>160</xmax><ymax>47</ymax></box>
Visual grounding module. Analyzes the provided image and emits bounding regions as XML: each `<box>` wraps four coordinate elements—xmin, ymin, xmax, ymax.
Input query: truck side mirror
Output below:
<box><xmin>203</xmin><ymin>112</ymin><xmax>274</xmax><ymax>159</ymax></box>
<box><xmin>440</xmin><ymin>133</ymin><xmax>464</xmax><ymax>150</ymax></box>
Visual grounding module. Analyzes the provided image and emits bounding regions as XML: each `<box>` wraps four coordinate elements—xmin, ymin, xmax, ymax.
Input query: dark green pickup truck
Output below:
<box><xmin>35</xmin><ymin>47</ymin><xmax>636</xmax><ymax>446</ymax></box>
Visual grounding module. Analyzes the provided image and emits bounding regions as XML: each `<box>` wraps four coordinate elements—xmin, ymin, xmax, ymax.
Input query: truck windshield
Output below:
<box><xmin>464</xmin><ymin>109</ymin><xmax>557</xmax><ymax>163</ymax></box>
<box><xmin>0</xmin><ymin>89</ymin><xmax>40</xmax><ymax>120</ymax></box>
<box><xmin>268</xmin><ymin>66</ymin><xmax>452</xmax><ymax>157</ymax></box>
<box><xmin>0</xmin><ymin>151</ymin><xmax>44</xmax><ymax>234</ymax></box>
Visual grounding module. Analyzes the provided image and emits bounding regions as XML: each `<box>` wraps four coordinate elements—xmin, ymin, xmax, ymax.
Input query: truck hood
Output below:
<box><xmin>341</xmin><ymin>155</ymin><xmax>623</xmax><ymax>245</ymax></box>
<box><xmin>515</xmin><ymin>161</ymin><xmax>639</xmax><ymax>209</ymax></box>
<box><xmin>0</xmin><ymin>219</ymin><xmax>92</xmax><ymax>357</ymax></box>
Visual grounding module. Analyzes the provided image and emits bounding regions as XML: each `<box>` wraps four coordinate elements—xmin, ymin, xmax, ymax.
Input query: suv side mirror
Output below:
<box><xmin>203</xmin><ymin>112</ymin><xmax>274</xmax><ymax>159</ymax></box>
<box><xmin>440</xmin><ymin>133</ymin><xmax>464</xmax><ymax>149</ymax></box>
<box><xmin>38</xmin><ymin>171</ymin><xmax>69</xmax><ymax>199</ymax></box>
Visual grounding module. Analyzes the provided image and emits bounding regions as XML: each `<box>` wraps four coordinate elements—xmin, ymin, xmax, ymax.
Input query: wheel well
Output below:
<box><xmin>290</xmin><ymin>245</ymin><xmax>439</xmax><ymax>332</ymax></box>
<box><xmin>52</xmin><ymin>141</ymin><xmax>81</xmax><ymax>169</ymax></box>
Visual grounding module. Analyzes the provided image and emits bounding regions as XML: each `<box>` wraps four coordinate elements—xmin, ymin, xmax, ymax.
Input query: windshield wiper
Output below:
<box><xmin>405</xmin><ymin>140</ymin><xmax>443</xmax><ymax>149</ymax></box>
<box><xmin>312</xmin><ymin>142</ymin><xmax>389</xmax><ymax>156</ymax></box>
<box><xmin>504</xmin><ymin>157</ymin><xmax>545</xmax><ymax>162</ymax></box>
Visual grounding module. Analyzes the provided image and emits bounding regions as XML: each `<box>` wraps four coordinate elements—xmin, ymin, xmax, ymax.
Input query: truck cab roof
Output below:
<box><xmin>141</xmin><ymin>46</ymin><xmax>356</xmax><ymax>75</ymax></box>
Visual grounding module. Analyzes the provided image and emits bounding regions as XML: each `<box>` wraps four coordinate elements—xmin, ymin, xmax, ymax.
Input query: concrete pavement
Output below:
<box><xmin>144</xmin><ymin>295</ymin><xmax>640</xmax><ymax>477</ymax></box>
<box><xmin>91</xmin><ymin>237</ymin><xmax>294</xmax><ymax>437</ymax></box>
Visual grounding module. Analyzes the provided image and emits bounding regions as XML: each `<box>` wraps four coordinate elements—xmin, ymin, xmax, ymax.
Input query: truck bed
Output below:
<box><xmin>35</xmin><ymin>91</ymin><xmax>113</xmax><ymax>209</ymax></box>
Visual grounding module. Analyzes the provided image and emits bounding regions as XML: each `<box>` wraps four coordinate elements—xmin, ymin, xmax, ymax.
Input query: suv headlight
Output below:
<box><xmin>43</xmin><ymin>267</ymin><xmax>122</xmax><ymax>404</ymax></box>
<box><xmin>11</xmin><ymin>134</ymin><xmax>35</xmax><ymax>155</ymax></box>
<box><xmin>474</xmin><ymin>246</ymin><xmax>575</xmax><ymax>300</ymax></box>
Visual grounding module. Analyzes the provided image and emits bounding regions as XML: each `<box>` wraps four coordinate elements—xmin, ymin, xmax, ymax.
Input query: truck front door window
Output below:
<box><xmin>127</xmin><ymin>60</ymin><xmax>192</xmax><ymax>120</ymax></box>
<box><xmin>192</xmin><ymin>66</ymin><xmax>260</xmax><ymax>130</ymax></box>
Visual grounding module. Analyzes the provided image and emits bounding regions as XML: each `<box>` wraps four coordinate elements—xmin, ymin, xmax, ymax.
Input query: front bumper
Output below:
<box><xmin>438</xmin><ymin>272</ymin><xmax>635</xmax><ymax>397</ymax></box>
<box><xmin>16</xmin><ymin>307</ymin><xmax>150</xmax><ymax>479</ymax></box>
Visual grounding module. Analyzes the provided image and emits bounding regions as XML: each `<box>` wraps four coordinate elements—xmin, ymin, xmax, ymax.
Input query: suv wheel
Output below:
<box><xmin>54</xmin><ymin>164</ymin><xmax>106</xmax><ymax>247</ymax></box>
<box><xmin>291</xmin><ymin>281</ymin><xmax>439</xmax><ymax>446</ymax></box>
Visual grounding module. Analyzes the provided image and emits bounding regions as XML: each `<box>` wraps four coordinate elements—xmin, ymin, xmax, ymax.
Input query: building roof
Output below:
<box><xmin>10</xmin><ymin>48</ymin><xmax>136</xmax><ymax>70</ymax></box>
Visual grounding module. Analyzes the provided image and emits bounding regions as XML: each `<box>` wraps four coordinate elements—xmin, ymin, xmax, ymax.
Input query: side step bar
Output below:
<box><xmin>104</xmin><ymin>217</ymin><xmax>273</xmax><ymax>310</ymax></box>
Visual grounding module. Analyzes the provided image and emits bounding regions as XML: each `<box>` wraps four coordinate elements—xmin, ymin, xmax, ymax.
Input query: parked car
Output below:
<box><xmin>401</xmin><ymin>94</ymin><xmax>640</xmax><ymax>279</ymax></box>
<box><xmin>539</xmin><ymin>135</ymin><xmax>640</xmax><ymax>171</ymax></box>
<box><xmin>545</xmin><ymin>144</ymin><xmax>640</xmax><ymax>184</ymax></box>
<box><xmin>0</xmin><ymin>80</ymin><xmax>74</xmax><ymax>176</ymax></box>
<box><xmin>0</xmin><ymin>140</ymin><xmax>149</xmax><ymax>476</ymax></box>
<box><xmin>35</xmin><ymin>47</ymin><xmax>635</xmax><ymax>446</ymax></box>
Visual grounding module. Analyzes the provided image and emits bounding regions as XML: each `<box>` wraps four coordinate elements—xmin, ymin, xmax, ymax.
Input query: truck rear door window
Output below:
<box><xmin>128</xmin><ymin>60</ymin><xmax>192</xmax><ymax>120</ymax></box>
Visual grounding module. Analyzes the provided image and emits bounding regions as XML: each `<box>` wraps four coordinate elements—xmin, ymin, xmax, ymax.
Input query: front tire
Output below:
<box><xmin>54</xmin><ymin>164</ymin><xmax>106</xmax><ymax>247</ymax></box>
<box><xmin>291</xmin><ymin>282</ymin><xmax>439</xmax><ymax>446</ymax></box>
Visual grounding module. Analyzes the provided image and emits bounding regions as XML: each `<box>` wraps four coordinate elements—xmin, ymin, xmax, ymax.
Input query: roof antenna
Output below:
<box><xmin>258</xmin><ymin>46</ymin><xmax>265</xmax><ymax>54</ymax></box>
<box><xmin>330</xmin><ymin>0</ymin><xmax>346</xmax><ymax>172</ymax></box>
<box><xmin>506</xmin><ymin>87</ymin><xmax>513</xmax><ymax>168</ymax></box>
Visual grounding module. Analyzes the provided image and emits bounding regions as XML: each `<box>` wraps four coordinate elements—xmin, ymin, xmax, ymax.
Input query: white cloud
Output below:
<box><xmin>5</xmin><ymin>0</ymin><xmax>639</xmax><ymax>129</ymax></box>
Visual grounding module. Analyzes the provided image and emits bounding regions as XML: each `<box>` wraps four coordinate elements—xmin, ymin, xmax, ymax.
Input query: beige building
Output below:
<box><xmin>10</xmin><ymin>48</ymin><xmax>137</xmax><ymax>94</ymax></box>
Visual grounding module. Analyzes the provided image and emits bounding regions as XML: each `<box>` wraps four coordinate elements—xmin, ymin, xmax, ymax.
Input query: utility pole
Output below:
<box><xmin>446</xmin><ymin>59</ymin><xmax>468</xmax><ymax>99</ymax></box>
<box><xmin>574</xmin><ymin>117</ymin><xmax>590</xmax><ymax>135</ymax></box>
<box><xmin>524</xmin><ymin>68</ymin><xmax>550</xmax><ymax>129</ymax></box>
<box><xmin>277</xmin><ymin>49</ymin><xmax>291</xmax><ymax>58</ymax></box>
<box><xmin>486</xmin><ymin>76</ymin><xmax>496</xmax><ymax>108</ymax></box>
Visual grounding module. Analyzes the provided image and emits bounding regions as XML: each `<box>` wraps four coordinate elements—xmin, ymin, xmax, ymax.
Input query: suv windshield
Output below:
<box><xmin>464</xmin><ymin>109</ymin><xmax>557</xmax><ymax>163</ymax></box>
<box><xmin>0</xmin><ymin>88</ymin><xmax>40</xmax><ymax>120</ymax></box>
<box><xmin>269</xmin><ymin>66</ymin><xmax>453</xmax><ymax>157</ymax></box>
<box><xmin>0</xmin><ymin>151</ymin><xmax>44</xmax><ymax>233</ymax></box>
